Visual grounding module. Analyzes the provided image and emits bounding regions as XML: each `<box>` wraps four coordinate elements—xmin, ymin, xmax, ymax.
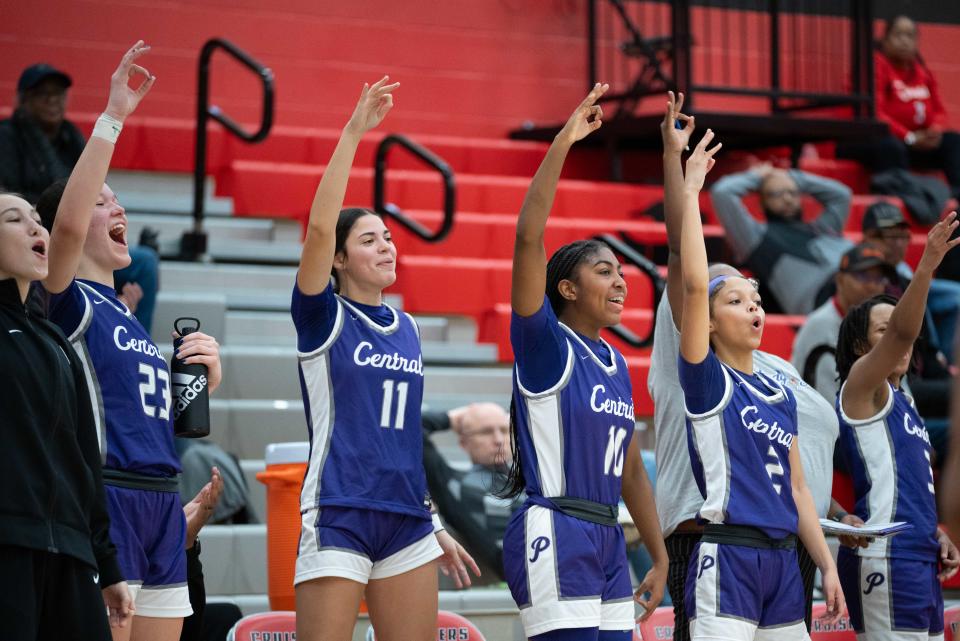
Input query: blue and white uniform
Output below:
<box><xmin>503</xmin><ymin>298</ymin><xmax>636</xmax><ymax>639</ymax></box>
<box><xmin>48</xmin><ymin>279</ymin><xmax>190</xmax><ymax>617</ymax></box>
<box><xmin>679</xmin><ymin>349</ymin><xmax>808</xmax><ymax>641</ymax></box>
<box><xmin>291</xmin><ymin>283</ymin><xmax>441</xmax><ymax>585</ymax></box>
<box><xmin>836</xmin><ymin>382</ymin><xmax>944</xmax><ymax>641</ymax></box>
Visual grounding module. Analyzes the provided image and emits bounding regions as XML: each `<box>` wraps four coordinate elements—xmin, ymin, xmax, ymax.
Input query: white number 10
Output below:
<box><xmin>380</xmin><ymin>379</ymin><xmax>409</xmax><ymax>429</ymax></box>
<box><xmin>603</xmin><ymin>426</ymin><xmax>627</xmax><ymax>477</ymax></box>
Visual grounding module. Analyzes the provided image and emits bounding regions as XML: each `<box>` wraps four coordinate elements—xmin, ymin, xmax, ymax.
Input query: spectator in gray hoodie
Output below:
<box><xmin>710</xmin><ymin>164</ymin><xmax>853</xmax><ymax>314</ymax></box>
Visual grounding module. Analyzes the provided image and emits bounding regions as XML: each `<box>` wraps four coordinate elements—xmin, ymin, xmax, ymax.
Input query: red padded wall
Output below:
<box><xmin>0</xmin><ymin>0</ymin><xmax>588</xmax><ymax>138</ymax></box>
<box><xmin>1</xmin><ymin>3</ymin><xmax>958</xmax><ymax>138</ymax></box>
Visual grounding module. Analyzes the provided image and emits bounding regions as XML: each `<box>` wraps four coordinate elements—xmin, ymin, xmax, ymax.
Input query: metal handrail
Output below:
<box><xmin>594</xmin><ymin>233</ymin><xmax>665</xmax><ymax>348</ymax></box>
<box><xmin>374</xmin><ymin>134</ymin><xmax>456</xmax><ymax>242</ymax></box>
<box><xmin>187</xmin><ymin>38</ymin><xmax>275</xmax><ymax>259</ymax></box>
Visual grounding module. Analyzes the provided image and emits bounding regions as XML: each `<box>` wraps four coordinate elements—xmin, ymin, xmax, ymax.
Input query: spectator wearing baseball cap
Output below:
<box><xmin>792</xmin><ymin>242</ymin><xmax>895</xmax><ymax>403</ymax></box>
<box><xmin>863</xmin><ymin>200</ymin><xmax>960</xmax><ymax>361</ymax></box>
<box><xmin>0</xmin><ymin>62</ymin><xmax>86</xmax><ymax>203</ymax></box>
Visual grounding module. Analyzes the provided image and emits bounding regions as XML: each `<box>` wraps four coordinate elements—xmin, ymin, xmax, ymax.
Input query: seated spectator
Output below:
<box><xmin>0</xmin><ymin>64</ymin><xmax>86</xmax><ymax>203</ymax></box>
<box><xmin>792</xmin><ymin>242</ymin><xmax>893</xmax><ymax>403</ymax></box>
<box><xmin>35</xmin><ymin>177</ymin><xmax>161</xmax><ymax>332</ymax></box>
<box><xmin>710</xmin><ymin>163</ymin><xmax>853</xmax><ymax>314</ymax></box>
<box><xmin>863</xmin><ymin>201</ymin><xmax>960</xmax><ymax>361</ymax></box>
<box><xmin>837</xmin><ymin>15</ymin><xmax>960</xmax><ymax>202</ymax></box>
<box><xmin>421</xmin><ymin>403</ymin><xmax>522</xmax><ymax>581</ymax></box>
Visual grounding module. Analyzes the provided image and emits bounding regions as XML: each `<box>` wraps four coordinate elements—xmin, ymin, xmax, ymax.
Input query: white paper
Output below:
<box><xmin>819</xmin><ymin>519</ymin><xmax>912</xmax><ymax>538</ymax></box>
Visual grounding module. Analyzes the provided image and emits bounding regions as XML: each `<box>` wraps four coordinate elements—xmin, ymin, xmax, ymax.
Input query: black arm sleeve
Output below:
<box><xmin>421</xmin><ymin>429</ymin><xmax>506</xmax><ymax>578</ymax></box>
<box><xmin>421</xmin><ymin>410</ymin><xmax>451</xmax><ymax>435</ymax></box>
<box><xmin>68</xmin><ymin>343</ymin><xmax>123</xmax><ymax>588</ymax></box>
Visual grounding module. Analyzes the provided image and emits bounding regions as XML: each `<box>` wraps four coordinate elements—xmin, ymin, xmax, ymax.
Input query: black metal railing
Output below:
<box><xmin>595</xmin><ymin>233</ymin><xmax>665</xmax><ymax>348</ymax></box>
<box><xmin>186</xmin><ymin>38</ymin><xmax>275</xmax><ymax>259</ymax></box>
<box><xmin>374</xmin><ymin>134</ymin><xmax>456</xmax><ymax>242</ymax></box>
<box><xmin>588</xmin><ymin>0</ymin><xmax>874</xmax><ymax>118</ymax></box>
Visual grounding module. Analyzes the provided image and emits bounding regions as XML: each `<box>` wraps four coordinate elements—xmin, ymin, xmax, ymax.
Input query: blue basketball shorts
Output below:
<box><xmin>838</xmin><ymin>549</ymin><xmax>944</xmax><ymax>641</ymax></box>
<box><xmin>295</xmin><ymin>505</ymin><xmax>442</xmax><ymax>585</ymax></box>
<box><xmin>105</xmin><ymin>484</ymin><xmax>191</xmax><ymax>618</ymax></box>
<box><xmin>503</xmin><ymin>504</ymin><xmax>635</xmax><ymax>638</ymax></box>
<box><xmin>686</xmin><ymin>541</ymin><xmax>807</xmax><ymax>641</ymax></box>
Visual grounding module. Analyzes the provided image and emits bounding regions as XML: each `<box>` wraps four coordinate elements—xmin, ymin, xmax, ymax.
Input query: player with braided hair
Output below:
<box><xmin>500</xmin><ymin>83</ymin><xmax>667</xmax><ymax>641</ymax></box>
<box><xmin>834</xmin><ymin>215</ymin><xmax>960</xmax><ymax>641</ymax></box>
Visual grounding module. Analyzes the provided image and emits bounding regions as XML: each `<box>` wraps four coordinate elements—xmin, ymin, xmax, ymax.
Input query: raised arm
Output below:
<box><xmin>709</xmin><ymin>168</ymin><xmax>765</xmax><ymax>263</ymax></box>
<box><xmin>511</xmin><ymin>83</ymin><xmax>607</xmax><ymax>316</ymax></box>
<box><xmin>843</xmin><ymin>213</ymin><xmax>960</xmax><ymax>413</ymax></box>
<box><xmin>793</xmin><ymin>170</ymin><xmax>852</xmax><ymax>235</ymax></box>
<box><xmin>44</xmin><ymin>41</ymin><xmax>155</xmax><ymax>294</ymax></box>
<box><xmin>678</xmin><ymin>130</ymin><xmax>721</xmax><ymax>364</ymax></box>
<box><xmin>296</xmin><ymin>77</ymin><xmax>399</xmax><ymax>295</ymax></box>
<box><xmin>660</xmin><ymin>91</ymin><xmax>695</xmax><ymax>328</ymax></box>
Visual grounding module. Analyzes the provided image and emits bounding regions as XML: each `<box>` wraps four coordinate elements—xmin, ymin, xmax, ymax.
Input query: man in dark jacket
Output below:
<box><xmin>0</xmin><ymin>63</ymin><xmax>86</xmax><ymax>203</ymax></box>
<box><xmin>422</xmin><ymin>403</ymin><xmax>522</xmax><ymax>580</ymax></box>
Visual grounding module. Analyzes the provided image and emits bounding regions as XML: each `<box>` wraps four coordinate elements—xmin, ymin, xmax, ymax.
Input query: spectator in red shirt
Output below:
<box><xmin>837</xmin><ymin>15</ymin><xmax>960</xmax><ymax>200</ymax></box>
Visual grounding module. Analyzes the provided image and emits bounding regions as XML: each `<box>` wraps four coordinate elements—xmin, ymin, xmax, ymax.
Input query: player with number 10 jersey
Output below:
<box><xmin>501</xmin><ymin>84</ymin><xmax>667</xmax><ymax>641</ymax></box>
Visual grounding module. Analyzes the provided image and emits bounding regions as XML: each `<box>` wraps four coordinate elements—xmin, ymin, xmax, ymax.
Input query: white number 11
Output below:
<box><xmin>380</xmin><ymin>379</ymin><xmax>409</xmax><ymax>429</ymax></box>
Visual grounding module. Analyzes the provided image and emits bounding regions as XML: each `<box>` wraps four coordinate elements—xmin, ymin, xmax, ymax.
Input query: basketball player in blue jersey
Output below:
<box><xmin>501</xmin><ymin>83</ymin><xmax>667</xmax><ymax>641</ymax></box>
<box><xmin>676</xmin><ymin>130</ymin><xmax>844</xmax><ymax>640</ymax></box>
<box><xmin>290</xmin><ymin>77</ymin><xmax>479</xmax><ymax>641</ymax></box>
<box><xmin>42</xmin><ymin>43</ymin><xmax>224</xmax><ymax>641</ymax></box>
<box><xmin>834</xmin><ymin>215</ymin><xmax>960</xmax><ymax>641</ymax></box>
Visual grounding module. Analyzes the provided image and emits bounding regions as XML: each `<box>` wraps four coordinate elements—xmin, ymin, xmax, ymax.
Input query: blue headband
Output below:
<box><xmin>708</xmin><ymin>275</ymin><xmax>730</xmax><ymax>296</ymax></box>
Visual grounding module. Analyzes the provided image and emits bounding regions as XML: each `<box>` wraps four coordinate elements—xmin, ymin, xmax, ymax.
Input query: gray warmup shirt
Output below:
<box><xmin>710</xmin><ymin>169</ymin><xmax>853</xmax><ymax>315</ymax></box>
<box><xmin>648</xmin><ymin>293</ymin><xmax>839</xmax><ymax>537</ymax></box>
<box><xmin>791</xmin><ymin>298</ymin><xmax>843</xmax><ymax>404</ymax></box>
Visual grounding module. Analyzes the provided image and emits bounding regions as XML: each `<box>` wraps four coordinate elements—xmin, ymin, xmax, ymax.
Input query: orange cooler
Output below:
<box><xmin>256</xmin><ymin>442</ymin><xmax>309</xmax><ymax>611</ymax></box>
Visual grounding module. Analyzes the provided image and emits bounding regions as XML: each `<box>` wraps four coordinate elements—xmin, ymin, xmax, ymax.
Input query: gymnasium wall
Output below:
<box><xmin>1</xmin><ymin>1</ymin><xmax>959</xmax><ymax>139</ymax></box>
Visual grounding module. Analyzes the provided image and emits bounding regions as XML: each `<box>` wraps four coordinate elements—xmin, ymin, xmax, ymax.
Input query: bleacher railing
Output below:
<box><xmin>588</xmin><ymin>0</ymin><xmax>874</xmax><ymax>118</ymax></box>
<box><xmin>374</xmin><ymin>134</ymin><xmax>456</xmax><ymax>242</ymax></box>
<box><xmin>595</xmin><ymin>233</ymin><xmax>665</xmax><ymax>348</ymax></box>
<box><xmin>188</xmin><ymin>38</ymin><xmax>275</xmax><ymax>260</ymax></box>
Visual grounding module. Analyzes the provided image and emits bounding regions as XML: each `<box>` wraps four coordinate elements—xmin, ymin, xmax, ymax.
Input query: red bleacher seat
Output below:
<box><xmin>636</xmin><ymin>606</ymin><xmax>674</xmax><ymax>641</ymax></box>
<box><xmin>809</xmin><ymin>603</ymin><xmax>856</xmax><ymax>640</ymax></box>
<box><xmin>367</xmin><ymin>610</ymin><xmax>486</xmax><ymax>640</ymax></box>
<box><xmin>831</xmin><ymin>471</ymin><xmax>856</xmax><ymax>513</ymax></box>
<box><xmin>945</xmin><ymin>604</ymin><xmax>960</xmax><ymax>641</ymax></box>
<box><xmin>224</xmin><ymin>160</ymin><xmax>665</xmax><ymax>222</ymax></box>
<box><xmin>799</xmin><ymin>157</ymin><xmax>871</xmax><ymax>194</ymax></box>
<box><xmin>226</xmin><ymin>611</ymin><xmax>296</xmax><ymax>641</ymax></box>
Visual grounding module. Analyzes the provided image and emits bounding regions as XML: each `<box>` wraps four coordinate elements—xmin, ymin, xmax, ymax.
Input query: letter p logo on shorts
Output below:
<box><xmin>698</xmin><ymin>555</ymin><xmax>715</xmax><ymax>579</ymax></box>
<box><xmin>529</xmin><ymin>536</ymin><xmax>550</xmax><ymax>563</ymax></box>
<box><xmin>863</xmin><ymin>571</ymin><xmax>885</xmax><ymax>595</ymax></box>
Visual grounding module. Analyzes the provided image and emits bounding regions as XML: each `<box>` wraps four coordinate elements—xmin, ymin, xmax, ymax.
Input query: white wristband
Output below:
<box><xmin>432</xmin><ymin>512</ymin><xmax>444</xmax><ymax>533</ymax></box>
<box><xmin>92</xmin><ymin>113</ymin><xmax>123</xmax><ymax>144</ymax></box>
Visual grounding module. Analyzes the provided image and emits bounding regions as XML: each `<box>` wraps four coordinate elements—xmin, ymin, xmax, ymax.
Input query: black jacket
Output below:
<box><xmin>421</xmin><ymin>411</ymin><xmax>523</xmax><ymax>579</ymax></box>
<box><xmin>0</xmin><ymin>108</ymin><xmax>86</xmax><ymax>204</ymax></box>
<box><xmin>0</xmin><ymin>279</ymin><xmax>122</xmax><ymax>586</ymax></box>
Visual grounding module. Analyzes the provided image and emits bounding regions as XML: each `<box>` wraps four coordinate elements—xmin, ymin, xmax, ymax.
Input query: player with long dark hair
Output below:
<box><xmin>501</xmin><ymin>83</ymin><xmax>667</xmax><ymax>641</ymax></box>
<box><xmin>290</xmin><ymin>77</ymin><xmax>479</xmax><ymax>641</ymax></box>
